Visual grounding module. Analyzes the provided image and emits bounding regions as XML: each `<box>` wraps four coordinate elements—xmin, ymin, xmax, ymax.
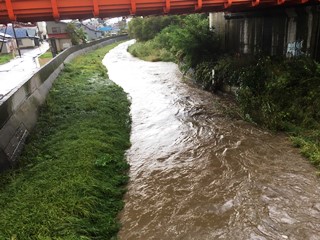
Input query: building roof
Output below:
<box><xmin>78</xmin><ymin>23</ymin><xmax>103</xmax><ymax>33</ymax></box>
<box><xmin>0</xmin><ymin>27</ymin><xmax>37</xmax><ymax>39</ymax></box>
<box><xmin>26</xmin><ymin>29</ymin><xmax>37</xmax><ymax>37</ymax></box>
<box><xmin>0</xmin><ymin>32</ymin><xmax>12</xmax><ymax>38</ymax></box>
<box><xmin>98</xmin><ymin>26</ymin><xmax>113</xmax><ymax>32</ymax></box>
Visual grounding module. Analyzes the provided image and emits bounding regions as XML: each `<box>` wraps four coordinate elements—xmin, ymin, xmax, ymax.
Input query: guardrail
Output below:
<box><xmin>0</xmin><ymin>35</ymin><xmax>129</xmax><ymax>171</ymax></box>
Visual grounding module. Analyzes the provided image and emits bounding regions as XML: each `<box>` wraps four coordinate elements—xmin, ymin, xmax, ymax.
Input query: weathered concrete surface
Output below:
<box><xmin>0</xmin><ymin>35</ymin><xmax>128</xmax><ymax>171</ymax></box>
<box><xmin>0</xmin><ymin>43</ymin><xmax>50</xmax><ymax>97</ymax></box>
<box><xmin>210</xmin><ymin>5</ymin><xmax>320</xmax><ymax>61</ymax></box>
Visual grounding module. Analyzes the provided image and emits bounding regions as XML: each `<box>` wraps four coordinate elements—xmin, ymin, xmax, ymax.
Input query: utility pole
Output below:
<box><xmin>12</xmin><ymin>23</ymin><xmax>22</xmax><ymax>57</ymax></box>
<box><xmin>0</xmin><ymin>25</ymin><xmax>8</xmax><ymax>53</ymax></box>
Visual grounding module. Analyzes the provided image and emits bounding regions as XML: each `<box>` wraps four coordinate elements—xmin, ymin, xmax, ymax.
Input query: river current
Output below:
<box><xmin>103</xmin><ymin>40</ymin><xmax>320</xmax><ymax>240</ymax></box>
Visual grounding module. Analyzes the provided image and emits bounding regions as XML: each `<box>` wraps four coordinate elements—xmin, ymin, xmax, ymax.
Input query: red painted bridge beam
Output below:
<box><xmin>4</xmin><ymin>0</ymin><xmax>16</xmax><ymax>21</ymax></box>
<box><xmin>0</xmin><ymin>0</ymin><xmax>315</xmax><ymax>23</ymax></box>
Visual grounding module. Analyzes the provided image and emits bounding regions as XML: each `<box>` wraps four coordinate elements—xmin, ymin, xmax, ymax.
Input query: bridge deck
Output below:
<box><xmin>0</xmin><ymin>0</ymin><xmax>315</xmax><ymax>23</ymax></box>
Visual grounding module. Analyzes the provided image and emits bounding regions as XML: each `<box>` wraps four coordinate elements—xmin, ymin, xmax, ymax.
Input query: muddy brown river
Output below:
<box><xmin>103</xmin><ymin>40</ymin><xmax>320</xmax><ymax>240</ymax></box>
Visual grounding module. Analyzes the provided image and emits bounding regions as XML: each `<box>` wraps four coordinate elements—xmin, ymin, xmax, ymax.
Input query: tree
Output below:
<box><xmin>168</xmin><ymin>14</ymin><xmax>221</xmax><ymax>68</ymax></box>
<box><xmin>128</xmin><ymin>16</ymin><xmax>179</xmax><ymax>41</ymax></box>
<box><xmin>66</xmin><ymin>22</ymin><xmax>87</xmax><ymax>45</ymax></box>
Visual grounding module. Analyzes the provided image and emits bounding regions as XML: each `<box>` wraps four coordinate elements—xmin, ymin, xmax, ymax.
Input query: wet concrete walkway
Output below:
<box><xmin>0</xmin><ymin>42</ymin><xmax>49</xmax><ymax>100</ymax></box>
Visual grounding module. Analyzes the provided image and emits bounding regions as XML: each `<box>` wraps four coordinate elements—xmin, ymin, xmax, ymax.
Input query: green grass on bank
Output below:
<box><xmin>0</xmin><ymin>53</ymin><xmax>13</xmax><ymax>65</ymax></box>
<box><xmin>39</xmin><ymin>51</ymin><xmax>53</xmax><ymax>59</ymax></box>
<box><xmin>0</xmin><ymin>42</ymin><xmax>131</xmax><ymax>239</ymax></box>
<box><xmin>39</xmin><ymin>51</ymin><xmax>54</xmax><ymax>67</ymax></box>
<box><xmin>290</xmin><ymin>129</ymin><xmax>320</xmax><ymax>170</ymax></box>
<box><xmin>128</xmin><ymin>41</ymin><xmax>174</xmax><ymax>62</ymax></box>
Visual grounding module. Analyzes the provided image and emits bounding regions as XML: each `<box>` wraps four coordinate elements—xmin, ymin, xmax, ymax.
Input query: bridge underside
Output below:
<box><xmin>0</xmin><ymin>0</ymin><xmax>318</xmax><ymax>23</ymax></box>
<box><xmin>211</xmin><ymin>6</ymin><xmax>320</xmax><ymax>61</ymax></box>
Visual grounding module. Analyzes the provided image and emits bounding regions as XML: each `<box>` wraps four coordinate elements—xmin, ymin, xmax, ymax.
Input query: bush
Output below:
<box><xmin>128</xmin><ymin>14</ymin><xmax>222</xmax><ymax>70</ymax></box>
<box><xmin>194</xmin><ymin>62</ymin><xmax>215</xmax><ymax>90</ymax></box>
<box><xmin>223</xmin><ymin>56</ymin><xmax>320</xmax><ymax>130</ymax></box>
<box><xmin>166</xmin><ymin>14</ymin><xmax>221</xmax><ymax>68</ymax></box>
<box><xmin>128</xmin><ymin>16</ymin><xmax>180</xmax><ymax>41</ymax></box>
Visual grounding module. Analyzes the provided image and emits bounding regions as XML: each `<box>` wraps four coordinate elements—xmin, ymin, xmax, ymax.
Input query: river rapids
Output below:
<box><xmin>103</xmin><ymin>40</ymin><xmax>320</xmax><ymax>240</ymax></box>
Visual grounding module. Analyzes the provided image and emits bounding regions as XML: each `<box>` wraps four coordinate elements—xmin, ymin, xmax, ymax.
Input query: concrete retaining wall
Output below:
<box><xmin>210</xmin><ymin>5</ymin><xmax>320</xmax><ymax>61</ymax></box>
<box><xmin>0</xmin><ymin>35</ymin><xmax>128</xmax><ymax>171</ymax></box>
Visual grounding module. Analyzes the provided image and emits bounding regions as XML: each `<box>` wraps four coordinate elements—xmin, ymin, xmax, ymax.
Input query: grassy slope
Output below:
<box><xmin>127</xmin><ymin>41</ymin><xmax>174</xmax><ymax>62</ymax></box>
<box><xmin>0</xmin><ymin>53</ymin><xmax>13</xmax><ymax>65</ymax></box>
<box><xmin>0</xmin><ymin>42</ymin><xmax>131</xmax><ymax>239</ymax></box>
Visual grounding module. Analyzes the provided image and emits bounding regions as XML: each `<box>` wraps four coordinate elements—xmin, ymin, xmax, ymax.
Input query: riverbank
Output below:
<box><xmin>0</xmin><ymin>42</ymin><xmax>131</xmax><ymax>239</ymax></box>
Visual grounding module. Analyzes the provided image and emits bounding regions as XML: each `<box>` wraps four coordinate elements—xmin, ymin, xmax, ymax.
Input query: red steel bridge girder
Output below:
<box><xmin>0</xmin><ymin>0</ymin><xmax>317</xmax><ymax>23</ymax></box>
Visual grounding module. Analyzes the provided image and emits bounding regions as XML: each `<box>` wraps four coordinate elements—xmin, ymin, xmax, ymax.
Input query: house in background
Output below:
<box><xmin>46</xmin><ymin>21</ymin><xmax>72</xmax><ymax>52</ymax></box>
<box><xmin>37</xmin><ymin>22</ymin><xmax>48</xmax><ymax>40</ymax></box>
<box><xmin>78</xmin><ymin>23</ymin><xmax>103</xmax><ymax>41</ymax></box>
<box><xmin>98</xmin><ymin>26</ymin><xmax>114</xmax><ymax>35</ymax></box>
<box><xmin>98</xmin><ymin>26</ymin><xmax>121</xmax><ymax>36</ymax></box>
<box><xmin>47</xmin><ymin>21</ymin><xmax>105</xmax><ymax>52</ymax></box>
<box><xmin>0</xmin><ymin>27</ymin><xmax>40</xmax><ymax>49</ymax></box>
<box><xmin>0</xmin><ymin>32</ymin><xmax>16</xmax><ymax>54</ymax></box>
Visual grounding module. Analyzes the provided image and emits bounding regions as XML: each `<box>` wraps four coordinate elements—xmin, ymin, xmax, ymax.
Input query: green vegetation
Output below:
<box><xmin>0</xmin><ymin>42</ymin><xmax>131</xmax><ymax>239</ymax></box>
<box><xmin>39</xmin><ymin>51</ymin><xmax>53</xmax><ymax>59</ymax></box>
<box><xmin>128</xmin><ymin>16</ymin><xmax>180</xmax><ymax>41</ymax></box>
<box><xmin>128</xmin><ymin>15</ymin><xmax>320</xmax><ymax>169</ymax></box>
<box><xmin>128</xmin><ymin>40</ymin><xmax>175</xmax><ymax>62</ymax></box>
<box><xmin>39</xmin><ymin>51</ymin><xmax>53</xmax><ymax>66</ymax></box>
<box><xmin>127</xmin><ymin>15</ymin><xmax>179</xmax><ymax>61</ymax></box>
<box><xmin>128</xmin><ymin>14</ymin><xmax>221</xmax><ymax>69</ymax></box>
<box><xmin>66</xmin><ymin>22</ymin><xmax>87</xmax><ymax>45</ymax></box>
<box><xmin>0</xmin><ymin>53</ymin><xmax>13</xmax><ymax>64</ymax></box>
<box><xmin>211</xmin><ymin>55</ymin><xmax>320</xmax><ymax>167</ymax></box>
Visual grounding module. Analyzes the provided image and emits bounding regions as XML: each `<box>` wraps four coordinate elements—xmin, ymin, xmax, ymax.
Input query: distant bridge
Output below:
<box><xmin>0</xmin><ymin>0</ymin><xmax>317</xmax><ymax>23</ymax></box>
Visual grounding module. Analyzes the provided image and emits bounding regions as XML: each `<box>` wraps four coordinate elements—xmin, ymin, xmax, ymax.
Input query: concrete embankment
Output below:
<box><xmin>0</xmin><ymin>35</ymin><xmax>128</xmax><ymax>171</ymax></box>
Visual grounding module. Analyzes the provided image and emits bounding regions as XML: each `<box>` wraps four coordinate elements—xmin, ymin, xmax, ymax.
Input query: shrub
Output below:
<box><xmin>165</xmin><ymin>14</ymin><xmax>221</xmax><ymax>68</ymax></box>
<box><xmin>128</xmin><ymin>16</ymin><xmax>180</xmax><ymax>41</ymax></box>
<box><xmin>128</xmin><ymin>14</ymin><xmax>222</xmax><ymax>71</ymax></box>
<box><xmin>194</xmin><ymin>62</ymin><xmax>215</xmax><ymax>90</ymax></box>
<box><xmin>231</xmin><ymin>56</ymin><xmax>320</xmax><ymax>130</ymax></box>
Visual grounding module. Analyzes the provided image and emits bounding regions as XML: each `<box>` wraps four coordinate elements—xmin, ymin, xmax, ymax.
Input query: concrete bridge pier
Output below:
<box><xmin>209</xmin><ymin>5</ymin><xmax>320</xmax><ymax>60</ymax></box>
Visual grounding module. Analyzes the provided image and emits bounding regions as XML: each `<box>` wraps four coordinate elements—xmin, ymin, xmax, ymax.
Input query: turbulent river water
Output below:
<box><xmin>103</xmin><ymin>40</ymin><xmax>320</xmax><ymax>240</ymax></box>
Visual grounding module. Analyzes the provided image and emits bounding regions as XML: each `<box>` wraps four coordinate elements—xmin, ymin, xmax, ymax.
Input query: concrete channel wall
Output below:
<box><xmin>210</xmin><ymin>5</ymin><xmax>320</xmax><ymax>61</ymax></box>
<box><xmin>0</xmin><ymin>35</ymin><xmax>128</xmax><ymax>171</ymax></box>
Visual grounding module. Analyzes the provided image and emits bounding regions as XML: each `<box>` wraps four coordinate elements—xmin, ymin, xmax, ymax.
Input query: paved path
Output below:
<box><xmin>0</xmin><ymin>42</ymin><xmax>49</xmax><ymax>100</ymax></box>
